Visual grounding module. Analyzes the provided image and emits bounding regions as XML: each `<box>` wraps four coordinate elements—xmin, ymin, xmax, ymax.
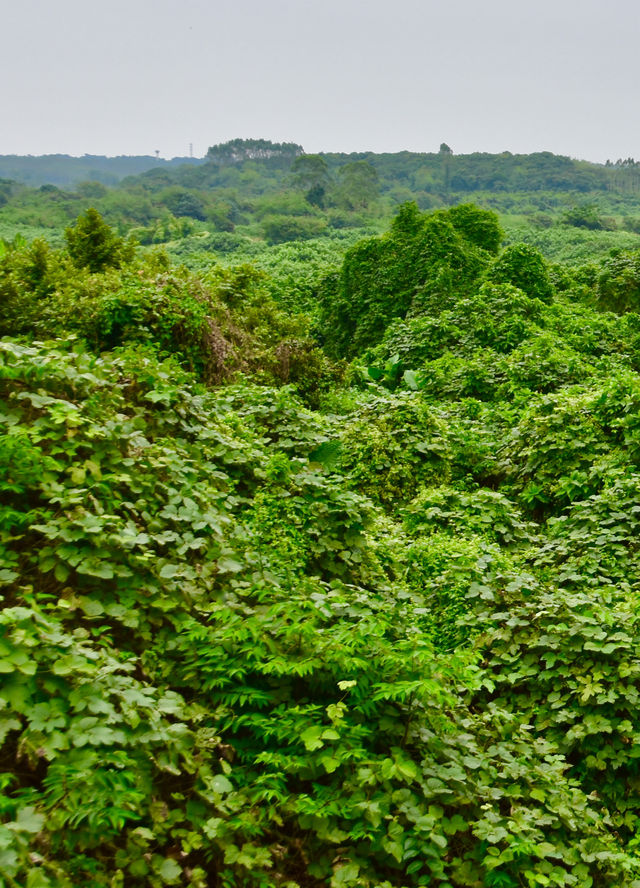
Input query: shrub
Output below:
<box><xmin>448</xmin><ymin>202</ymin><xmax>504</xmax><ymax>254</ymax></box>
<box><xmin>338</xmin><ymin>391</ymin><xmax>451</xmax><ymax>507</ymax></box>
<box><xmin>597</xmin><ymin>249</ymin><xmax>640</xmax><ymax>313</ymax></box>
<box><xmin>486</xmin><ymin>242</ymin><xmax>554</xmax><ymax>303</ymax></box>
<box><xmin>64</xmin><ymin>207</ymin><xmax>135</xmax><ymax>272</ymax></box>
<box><xmin>262</xmin><ymin>214</ymin><xmax>327</xmax><ymax>244</ymax></box>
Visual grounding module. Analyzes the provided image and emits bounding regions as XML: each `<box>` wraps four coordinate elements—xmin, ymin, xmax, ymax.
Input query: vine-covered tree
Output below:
<box><xmin>486</xmin><ymin>242</ymin><xmax>554</xmax><ymax>302</ymax></box>
<box><xmin>64</xmin><ymin>207</ymin><xmax>134</xmax><ymax>272</ymax></box>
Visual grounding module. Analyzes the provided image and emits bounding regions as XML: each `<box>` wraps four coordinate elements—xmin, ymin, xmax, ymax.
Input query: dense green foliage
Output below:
<box><xmin>64</xmin><ymin>207</ymin><xmax>136</xmax><ymax>272</ymax></box>
<box><xmin>7</xmin><ymin>198</ymin><xmax>640</xmax><ymax>886</ymax></box>
<box><xmin>318</xmin><ymin>203</ymin><xmax>500</xmax><ymax>357</ymax></box>
<box><xmin>3</xmin><ymin>142</ymin><xmax>640</xmax><ymax>269</ymax></box>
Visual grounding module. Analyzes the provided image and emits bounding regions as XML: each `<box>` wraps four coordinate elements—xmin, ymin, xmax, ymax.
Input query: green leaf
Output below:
<box><xmin>78</xmin><ymin>596</ymin><xmax>105</xmax><ymax>617</ymax></box>
<box><xmin>11</xmin><ymin>807</ymin><xmax>45</xmax><ymax>834</ymax></box>
<box><xmin>211</xmin><ymin>774</ymin><xmax>233</xmax><ymax>794</ymax></box>
<box><xmin>216</xmin><ymin>557</ymin><xmax>243</xmax><ymax>573</ymax></box>
<box><xmin>395</xmin><ymin>758</ymin><xmax>420</xmax><ymax>782</ymax></box>
<box><xmin>157</xmin><ymin>858</ymin><xmax>182</xmax><ymax>884</ymax></box>
<box><xmin>52</xmin><ymin>655</ymin><xmax>90</xmax><ymax>676</ymax></box>
<box><xmin>0</xmin><ymin>569</ymin><xmax>18</xmax><ymax>585</ymax></box>
<box><xmin>320</xmin><ymin>755</ymin><xmax>341</xmax><ymax>773</ymax></box>
<box><xmin>331</xmin><ymin>863</ymin><xmax>360</xmax><ymax>886</ymax></box>
<box><xmin>300</xmin><ymin>726</ymin><xmax>324</xmax><ymax>751</ymax></box>
<box><xmin>77</xmin><ymin>560</ymin><xmax>114</xmax><ymax>579</ymax></box>
<box><xmin>403</xmin><ymin>369</ymin><xmax>420</xmax><ymax>390</ymax></box>
<box><xmin>26</xmin><ymin>870</ymin><xmax>53</xmax><ymax>888</ymax></box>
<box><xmin>159</xmin><ymin>564</ymin><xmax>181</xmax><ymax>579</ymax></box>
<box><xmin>70</xmin><ymin>466</ymin><xmax>86</xmax><ymax>484</ymax></box>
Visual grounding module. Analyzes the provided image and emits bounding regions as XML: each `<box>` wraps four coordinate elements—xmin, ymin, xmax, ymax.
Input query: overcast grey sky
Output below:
<box><xmin>4</xmin><ymin>0</ymin><xmax>639</xmax><ymax>162</ymax></box>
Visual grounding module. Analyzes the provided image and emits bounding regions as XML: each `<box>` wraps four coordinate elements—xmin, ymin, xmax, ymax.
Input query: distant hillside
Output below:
<box><xmin>0</xmin><ymin>154</ymin><xmax>205</xmax><ymax>187</ymax></box>
<box><xmin>3</xmin><ymin>140</ymin><xmax>640</xmax><ymax>256</ymax></box>
<box><xmin>130</xmin><ymin>145</ymin><xmax>640</xmax><ymax>197</ymax></box>
<box><xmin>4</xmin><ymin>143</ymin><xmax>640</xmax><ymax>196</ymax></box>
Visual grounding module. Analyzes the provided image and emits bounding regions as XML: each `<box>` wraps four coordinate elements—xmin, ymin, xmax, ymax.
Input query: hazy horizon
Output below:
<box><xmin>0</xmin><ymin>145</ymin><xmax>623</xmax><ymax>166</ymax></box>
<box><xmin>5</xmin><ymin>0</ymin><xmax>640</xmax><ymax>165</ymax></box>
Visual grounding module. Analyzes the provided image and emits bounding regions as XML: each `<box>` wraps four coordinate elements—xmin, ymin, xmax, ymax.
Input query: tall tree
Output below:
<box><xmin>333</xmin><ymin>160</ymin><xmax>379</xmax><ymax>210</ymax></box>
<box><xmin>65</xmin><ymin>208</ymin><xmax>134</xmax><ymax>273</ymax></box>
<box><xmin>290</xmin><ymin>154</ymin><xmax>330</xmax><ymax>207</ymax></box>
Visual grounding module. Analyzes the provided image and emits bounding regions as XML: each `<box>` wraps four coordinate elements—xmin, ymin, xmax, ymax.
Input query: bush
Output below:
<box><xmin>404</xmin><ymin>484</ymin><xmax>532</xmax><ymax>546</ymax></box>
<box><xmin>486</xmin><ymin>242</ymin><xmax>554</xmax><ymax>302</ymax></box>
<box><xmin>338</xmin><ymin>391</ymin><xmax>451</xmax><ymax>507</ymax></box>
<box><xmin>403</xmin><ymin>531</ymin><xmax>508</xmax><ymax>650</ymax></box>
<box><xmin>448</xmin><ymin>202</ymin><xmax>504</xmax><ymax>254</ymax></box>
<box><xmin>417</xmin><ymin>349</ymin><xmax>508</xmax><ymax>401</ymax></box>
<box><xmin>597</xmin><ymin>249</ymin><xmax>640</xmax><ymax>313</ymax></box>
<box><xmin>504</xmin><ymin>332</ymin><xmax>593</xmax><ymax>393</ymax></box>
<box><xmin>561</xmin><ymin>203</ymin><xmax>605</xmax><ymax>230</ymax></box>
<box><xmin>262</xmin><ymin>214</ymin><xmax>327</xmax><ymax>244</ymax></box>
<box><xmin>64</xmin><ymin>207</ymin><xmax>135</xmax><ymax>272</ymax></box>
<box><xmin>503</xmin><ymin>384</ymin><xmax>617</xmax><ymax>513</ymax></box>
<box><xmin>452</xmin><ymin>282</ymin><xmax>544</xmax><ymax>353</ymax></box>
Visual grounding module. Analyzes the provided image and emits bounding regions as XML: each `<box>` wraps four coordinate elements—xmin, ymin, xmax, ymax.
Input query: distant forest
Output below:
<box><xmin>0</xmin><ymin>154</ymin><xmax>204</xmax><ymax>187</ymax></box>
<box><xmin>3</xmin><ymin>139</ymin><xmax>640</xmax><ymax>266</ymax></box>
<box><xmin>2</xmin><ymin>141</ymin><xmax>640</xmax><ymax>192</ymax></box>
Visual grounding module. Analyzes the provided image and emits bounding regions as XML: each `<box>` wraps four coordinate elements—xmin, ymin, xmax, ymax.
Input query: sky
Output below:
<box><xmin>3</xmin><ymin>0</ymin><xmax>639</xmax><ymax>163</ymax></box>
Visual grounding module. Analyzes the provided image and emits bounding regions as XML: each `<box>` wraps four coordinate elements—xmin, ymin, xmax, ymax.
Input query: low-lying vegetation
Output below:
<box><xmin>4</xmin><ymin>202</ymin><xmax>640</xmax><ymax>886</ymax></box>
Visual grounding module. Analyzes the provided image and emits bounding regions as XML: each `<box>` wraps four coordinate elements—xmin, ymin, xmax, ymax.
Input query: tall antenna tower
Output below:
<box><xmin>189</xmin><ymin>143</ymin><xmax>193</xmax><ymax>158</ymax></box>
